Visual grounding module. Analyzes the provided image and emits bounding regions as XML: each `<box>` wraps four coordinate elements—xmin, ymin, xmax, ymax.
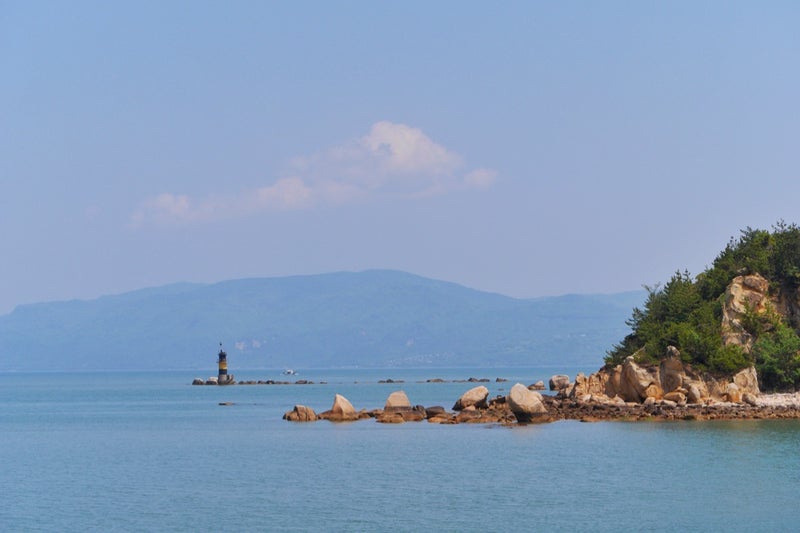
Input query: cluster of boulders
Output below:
<box><xmin>549</xmin><ymin>348</ymin><xmax>760</xmax><ymax>407</ymax></box>
<box><xmin>284</xmin><ymin>383</ymin><xmax>550</xmax><ymax>425</ymax></box>
<box><xmin>283</xmin><ymin>345</ymin><xmax>798</xmax><ymax>425</ymax></box>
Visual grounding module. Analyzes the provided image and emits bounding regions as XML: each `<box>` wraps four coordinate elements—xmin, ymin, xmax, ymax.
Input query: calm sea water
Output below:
<box><xmin>2</xmin><ymin>368</ymin><xmax>799</xmax><ymax>532</ymax></box>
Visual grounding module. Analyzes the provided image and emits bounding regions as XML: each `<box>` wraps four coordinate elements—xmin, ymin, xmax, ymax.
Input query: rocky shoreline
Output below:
<box><xmin>282</xmin><ymin>352</ymin><xmax>800</xmax><ymax>424</ymax></box>
<box><xmin>283</xmin><ymin>386</ymin><xmax>800</xmax><ymax>425</ymax></box>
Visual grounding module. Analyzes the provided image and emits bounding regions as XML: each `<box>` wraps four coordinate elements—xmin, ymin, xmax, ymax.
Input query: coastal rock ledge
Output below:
<box><xmin>284</xmin><ymin>361</ymin><xmax>800</xmax><ymax>425</ymax></box>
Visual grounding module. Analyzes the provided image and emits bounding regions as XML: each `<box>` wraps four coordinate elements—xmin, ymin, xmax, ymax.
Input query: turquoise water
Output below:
<box><xmin>2</xmin><ymin>369</ymin><xmax>799</xmax><ymax>532</ymax></box>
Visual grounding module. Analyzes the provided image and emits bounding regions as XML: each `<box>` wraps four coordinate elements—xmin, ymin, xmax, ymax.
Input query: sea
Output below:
<box><xmin>2</xmin><ymin>367</ymin><xmax>799</xmax><ymax>532</ymax></box>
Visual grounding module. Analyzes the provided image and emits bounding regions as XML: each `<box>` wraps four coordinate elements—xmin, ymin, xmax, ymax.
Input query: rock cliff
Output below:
<box><xmin>570</xmin><ymin>350</ymin><xmax>759</xmax><ymax>405</ymax></box>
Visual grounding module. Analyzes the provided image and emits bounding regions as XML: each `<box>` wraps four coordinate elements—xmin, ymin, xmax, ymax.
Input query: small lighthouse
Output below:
<box><xmin>217</xmin><ymin>343</ymin><xmax>235</xmax><ymax>385</ymax></box>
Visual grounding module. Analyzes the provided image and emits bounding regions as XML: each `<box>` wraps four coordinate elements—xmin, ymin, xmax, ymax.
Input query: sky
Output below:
<box><xmin>2</xmin><ymin>1</ymin><xmax>799</xmax><ymax>314</ymax></box>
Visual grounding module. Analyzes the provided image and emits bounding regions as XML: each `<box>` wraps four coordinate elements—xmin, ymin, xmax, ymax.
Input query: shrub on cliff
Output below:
<box><xmin>606</xmin><ymin>222</ymin><xmax>800</xmax><ymax>388</ymax></box>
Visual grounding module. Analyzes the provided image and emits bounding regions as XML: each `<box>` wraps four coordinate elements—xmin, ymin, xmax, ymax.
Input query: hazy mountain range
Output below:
<box><xmin>0</xmin><ymin>270</ymin><xmax>644</xmax><ymax>372</ymax></box>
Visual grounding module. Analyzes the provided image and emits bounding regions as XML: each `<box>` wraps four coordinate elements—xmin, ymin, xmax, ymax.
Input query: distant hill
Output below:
<box><xmin>0</xmin><ymin>270</ymin><xmax>644</xmax><ymax>372</ymax></box>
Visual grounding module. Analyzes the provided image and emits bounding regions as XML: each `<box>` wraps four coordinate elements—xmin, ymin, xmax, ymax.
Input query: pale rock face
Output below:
<box><xmin>721</xmin><ymin>274</ymin><xmax>771</xmax><ymax>352</ymax></box>
<box><xmin>507</xmin><ymin>383</ymin><xmax>547</xmax><ymax>423</ymax></box>
<box><xmin>384</xmin><ymin>390</ymin><xmax>412</xmax><ymax>411</ymax></box>
<box><xmin>619</xmin><ymin>357</ymin><xmax>659</xmax><ymax>402</ymax></box>
<box><xmin>733</xmin><ymin>366</ymin><xmax>760</xmax><ymax>396</ymax></box>
<box><xmin>660</xmin><ymin>355</ymin><xmax>685</xmax><ymax>394</ymax></box>
<box><xmin>332</xmin><ymin>393</ymin><xmax>356</xmax><ymax>415</ymax></box>
<box><xmin>319</xmin><ymin>393</ymin><xmax>359</xmax><ymax>421</ymax></box>
<box><xmin>571</xmin><ymin>372</ymin><xmax>610</xmax><ymax>398</ymax></box>
<box><xmin>452</xmin><ymin>386</ymin><xmax>489</xmax><ymax>411</ymax></box>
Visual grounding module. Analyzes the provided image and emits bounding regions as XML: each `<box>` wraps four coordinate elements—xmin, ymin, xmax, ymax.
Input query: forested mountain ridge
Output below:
<box><xmin>0</xmin><ymin>270</ymin><xmax>642</xmax><ymax>372</ymax></box>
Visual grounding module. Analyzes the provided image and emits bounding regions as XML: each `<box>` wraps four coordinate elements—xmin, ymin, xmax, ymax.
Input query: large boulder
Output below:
<box><xmin>733</xmin><ymin>366</ymin><xmax>760</xmax><ymax>396</ymax></box>
<box><xmin>384</xmin><ymin>390</ymin><xmax>412</xmax><ymax>411</ymax></box>
<box><xmin>319</xmin><ymin>393</ymin><xmax>359</xmax><ymax>422</ymax></box>
<box><xmin>549</xmin><ymin>374</ymin><xmax>571</xmax><ymax>391</ymax></box>
<box><xmin>283</xmin><ymin>405</ymin><xmax>318</xmax><ymax>422</ymax></box>
<box><xmin>619</xmin><ymin>357</ymin><xmax>660</xmax><ymax>402</ymax></box>
<box><xmin>453</xmin><ymin>386</ymin><xmax>489</xmax><ymax>411</ymax></box>
<box><xmin>507</xmin><ymin>383</ymin><xmax>547</xmax><ymax>423</ymax></box>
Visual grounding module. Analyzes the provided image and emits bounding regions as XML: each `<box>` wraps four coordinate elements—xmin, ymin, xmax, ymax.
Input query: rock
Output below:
<box><xmin>191</xmin><ymin>378</ymin><xmax>205</xmax><ymax>385</ymax></box>
<box><xmin>733</xmin><ymin>366</ymin><xmax>760</xmax><ymax>396</ymax></box>
<box><xmin>549</xmin><ymin>374</ymin><xmax>571</xmax><ymax>391</ymax></box>
<box><xmin>205</xmin><ymin>377</ymin><xmax>218</xmax><ymax>385</ymax></box>
<box><xmin>507</xmin><ymin>383</ymin><xmax>547</xmax><ymax>423</ymax></box>
<box><xmin>643</xmin><ymin>383</ymin><xmax>664</xmax><ymax>400</ymax></box>
<box><xmin>496</xmin><ymin>377</ymin><xmax>508</xmax><ymax>382</ymax></box>
<box><xmin>529</xmin><ymin>381</ymin><xmax>546</xmax><ymax>391</ymax></box>
<box><xmin>319</xmin><ymin>394</ymin><xmax>359</xmax><ymax>422</ymax></box>
<box><xmin>663</xmin><ymin>391</ymin><xmax>686</xmax><ymax>404</ymax></box>
<box><xmin>428</xmin><ymin>413</ymin><xmax>455</xmax><ymax>424</ymax></box>
<box><xmin>619</xmin><ymin>357</ymin><xmax>659</xmax><ymax>402</ymax></box>
<box><xmin>376</xmin><ymin>412</ymin><xmax>405</xmax><ymax>424</ymax></box>
<box><xmin>743</xmin><ymin>392</ymin><xmax>759</xmax><ymax>406</ymax></box>
<box><xmin>726</xmin><ymin>383</ymin><xmax>742</xmax><ymax>403</ymax></box>
<box><xmin>660</xmin><ymin>354</ymin><xmax>685</xmax><ymax>393</ymax></box>
<box><xmin>399</xmin><ymin>409</ymin><xmax>426</xmax><ymax>422</ymax></box>
<box><xmin>425</xmin><ymin>406</ymin><xmax>446</xmax><ymax>418</ymax></box>
<box><xmin>686</xmin><ymin>384</ymin><xmax>703</xmax><ymax>404</ymax></box>
<box><xmin>384</xmin><ymin>390</ymin><xmax>412</xmax><ymax>411</ymax></box>
<box><xmin>283</xmin><ymin>405</ymin><xmax>318</xmax><ymax>422</ymax></box>
<box><xmin>571</xmin><ymin>372</ymin><xmax>609</xmax><ymax>398</ymax></box>
<box><xmin>453</xmin><ymin>386</ymin><xmax>489</xmax><ymax>411</ymax></box>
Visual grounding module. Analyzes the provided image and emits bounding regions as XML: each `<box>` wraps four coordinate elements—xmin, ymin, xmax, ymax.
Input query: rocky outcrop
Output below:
<box><xmin>507</xmin><ymin>383</ymin><xmax>547</xmax><ymax>423</ymax></box>
<box><xmin>572</xmin><ymin>347</ymin><xmax>760</xmax><ymax>405</ymax></box>
<box><xmin>721</xmin><ymin>274</ymin><xmax>772</xmax><ymax>352</ymax></box>
<box><xmin>319</xmin><ymin>394</ymin><xmax>359</xmax><ymax>422</ymax></box>
<box><xmin>283</xmin><ymin>405</ymin><xmax>318</xmax><ymax>422</ymax></box>
<box><xmin>452</xmin><ymin>386</ymin><xmax>489</xmax><ymax>411</ymax></box>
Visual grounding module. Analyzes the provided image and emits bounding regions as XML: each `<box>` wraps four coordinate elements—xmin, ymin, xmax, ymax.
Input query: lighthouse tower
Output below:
<box><xmin>217</xmin><ymin>343</ymin><xmax>234</xmax><ymax>385</ymax></box>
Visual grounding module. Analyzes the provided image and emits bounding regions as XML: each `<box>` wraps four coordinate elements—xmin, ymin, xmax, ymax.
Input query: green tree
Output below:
<box><xmin>752</xmin><ymin>321</ymin><xmax>800</xmax><ymax>391</ymax></box>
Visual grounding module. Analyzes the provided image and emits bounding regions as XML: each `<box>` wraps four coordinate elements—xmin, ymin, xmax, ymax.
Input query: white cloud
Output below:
<box><xmin>130</xmin><ymin>121</ymin><xmax>496</xmax><ymax>226</ymax></box>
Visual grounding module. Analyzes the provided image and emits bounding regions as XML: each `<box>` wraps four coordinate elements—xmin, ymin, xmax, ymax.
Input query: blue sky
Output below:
<box><xmin>2</xmin><ymin>1</ymin><xmax>799</xmax><ymax>313</ymax></box>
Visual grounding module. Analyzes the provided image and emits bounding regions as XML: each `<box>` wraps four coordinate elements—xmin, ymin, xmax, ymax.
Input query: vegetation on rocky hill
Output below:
<box><xmin>606</xmin><ymin>222</ymin><xmax>800</xmax><ymax>391</ymax></box>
